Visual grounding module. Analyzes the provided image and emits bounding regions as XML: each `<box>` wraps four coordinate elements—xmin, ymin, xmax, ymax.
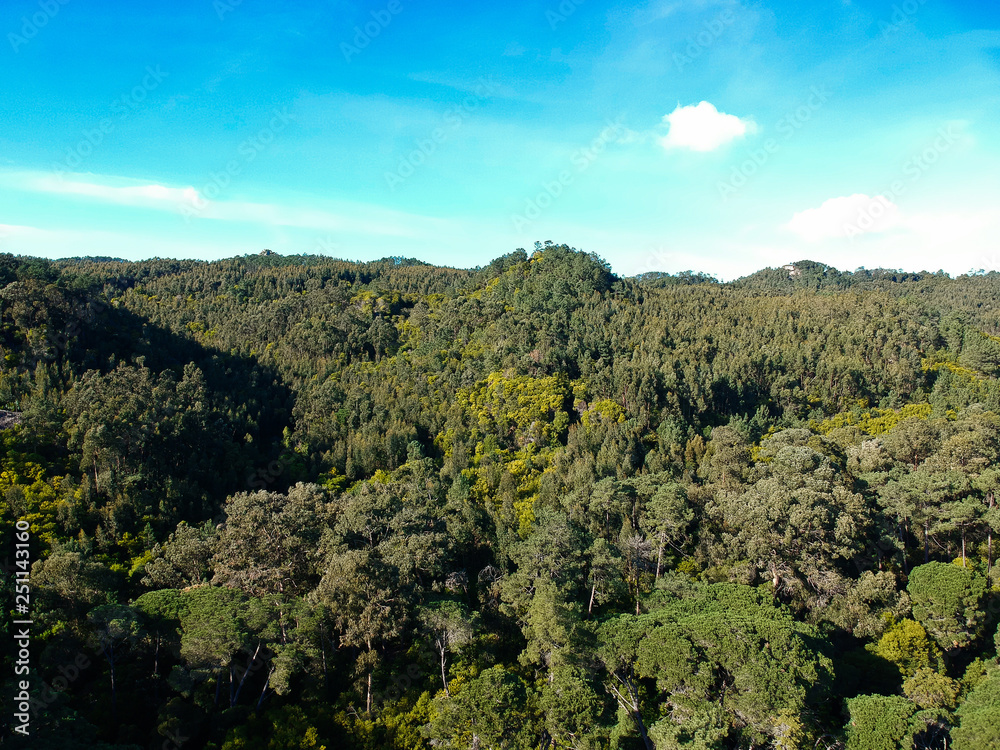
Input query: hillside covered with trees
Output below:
<box><xmin>4</xmin><ymin>243</ymin><xmax>1000</xmax><ymax>749</ymax></box>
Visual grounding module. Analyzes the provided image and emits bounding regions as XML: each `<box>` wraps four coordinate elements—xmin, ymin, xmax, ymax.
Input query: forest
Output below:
<box><xmin>3</xmin><ymin>243</ymin><xmax>1000</xmax><ymax>749</ymax></box>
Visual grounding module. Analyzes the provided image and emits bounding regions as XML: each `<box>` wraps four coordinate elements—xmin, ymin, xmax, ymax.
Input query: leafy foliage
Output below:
<box><xmin>6</xmin><ymin>248</ymin><xmax>1000</xmax><ymax>748</ymax></box>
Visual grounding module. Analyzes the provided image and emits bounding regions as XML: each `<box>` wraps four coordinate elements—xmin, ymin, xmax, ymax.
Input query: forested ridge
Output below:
<box><xmin>3</xmin><ymin>243</ymin><xmax>1000</xmax><ymax>749</ymax></box>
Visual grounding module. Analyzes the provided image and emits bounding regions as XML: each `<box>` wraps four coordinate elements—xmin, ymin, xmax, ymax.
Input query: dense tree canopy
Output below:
<box><xmin>4</xmin><ymin>246</ymin><xmax>1000</xmax><ymax>748</ymax></box>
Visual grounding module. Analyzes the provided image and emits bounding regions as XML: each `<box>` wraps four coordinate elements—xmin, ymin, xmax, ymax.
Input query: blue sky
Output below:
<box><xmin>1</xmin><ymin>0</ymin><xmax>998</xmax><ymax>279</ymax></box>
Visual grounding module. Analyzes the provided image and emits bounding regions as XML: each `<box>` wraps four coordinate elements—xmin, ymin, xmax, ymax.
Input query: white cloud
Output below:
<box><xmin>658</xmin><ymin>102</ymin><xmax>756</xmax><ymax>152</ymax></box>
<box><xmin>786</xmin><ymin>194</ymin><xmax>903</xmax><ymax>242</ymax></box>
<box><xmin>777</xmin><ymin>193</ymin><xmax>1000</xmax><ymax>275</ymax></box>
<box><xmin>21</xmin><ymin>172</ymin><xmax>202</xmax><ymax>209</ymax></box>
<box><xmin>658</xmin><ymin>204</ymin><xmax>1000</xmax><ymax>279</ymax></box>
<box><xmin>903</xmin><ymin>210</ymin><xmax>993</xmax><ymax>244</ymax></box>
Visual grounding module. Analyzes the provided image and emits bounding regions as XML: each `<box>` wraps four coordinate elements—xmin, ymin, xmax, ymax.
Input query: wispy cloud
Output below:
<box><xmin>786</xmin><ymin>194</ymin><xmax>902</xmax><ymax>242</ymax></box>
<box><xmin>1</xmin><ymin>170</ymin><xmax>459</xmax><ymax>240</ymax></box>
<box><xmin>16</xmin><ymin>172</ymin><xmax>201</xmax><ymax>209</ymax></box>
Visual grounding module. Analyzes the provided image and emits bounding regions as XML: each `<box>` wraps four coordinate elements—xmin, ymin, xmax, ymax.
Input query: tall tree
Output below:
<box><xmin>87</xmin><ymin>604</ymin><xmax>141</xmax><ymax>720</ymax></box>
<box><xmin>211</xmin><ymin>483</ymin><xmax>329</xmax><ymax>599</ymax></box>
<box><xmin>907</xmin><ymin>562</ymin><xmax>988</xmax><ymax>654</ymax></box>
